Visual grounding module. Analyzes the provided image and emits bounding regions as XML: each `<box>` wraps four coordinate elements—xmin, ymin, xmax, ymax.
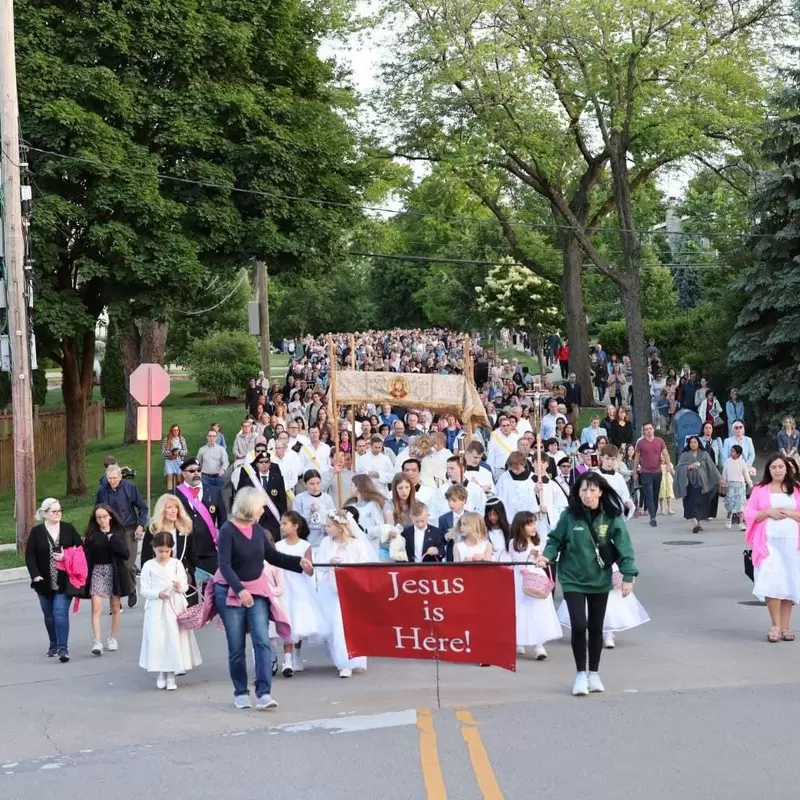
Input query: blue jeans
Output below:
<box><xmin>38</xmin><ymin>592</ymin><xmax>71</xmax><ymax>650</ymax></box>
<box><xmin>214</xmin><ymin>584</ymin><xmax>272</xmax><ymax>698</ymax></box>
<box><xmin>640</xmin><ymin>472</ymin><xmax>662</xmax><ymax>520</ymax></box>
<box><xmin>202</xmin><ymin>474</ymin><xmax>223</xmax><ymax>489</ymax></box>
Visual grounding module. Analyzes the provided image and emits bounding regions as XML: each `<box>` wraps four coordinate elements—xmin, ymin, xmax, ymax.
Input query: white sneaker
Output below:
<box><xmin>587</xmin><ymin>672</ymin><xmax>605</xmax><ymax>693</ymax></box>
<box><xmin>516</xmin><ymin>646</ymin><xmax>526</xmax><ymax>655</ymax></box>
<box><xmin>282</xmin><ymin>657</ymin><xmax>294</xmax><ymax>678</ymax></box>
<box><xmin>256</xmin><ymin>694</ymin><xmax>279</xmax><ymax>710</ymax></box>
<box><xmin>234</xmin><ymin>695</ymin><xmax>252</xmax><ymax>709</ymax></box>
<box><xmin>572</xmin><ymin>671</ymin><xmax>589</xmax><ymax>696</ymax></box>
<box><xmin>156</xmin><ymin>672</ymin><xmax>167</xmax><ymax>690</ymax></box>
<box><xmin>166</xmin><ymin>674</ymin><xmax>177</xmax><ymax>691</ymax></box>
<box><xmin>725</xmin><ymin>518</ymin><xmax>732</xmax><ymax>529</ymax></box>
<box><xmin>339</xmin><ymin>668</ymin><xmax>353</xmax><ymax>678</ymax></box>
<box><xmin>91</xmin><ymin>640</ymin><xmax>103</xmax><ymax>656</ymax></box>
<box><xmin>106</xmin><ymin>638</ymin><xmax>118</xmax><ymax>652</ymax></box>
<box><xmin>293</xmin><ymin>652</ymin><xmax>305</xmax><ymax>672</ymax></box>
<box><xmin>604</xmin><ymin>632</ymin><xmax>616</xmax><ymax>649</ymax></box>
<box><xmin>533</xmin><ymin>644</ymin><xmax>547</xmax><ymax>660</ymax></box>
<box><xmin>739</xmin><ymin>523</ymin><xmax>746</xmax><ymax>532</ymax></box>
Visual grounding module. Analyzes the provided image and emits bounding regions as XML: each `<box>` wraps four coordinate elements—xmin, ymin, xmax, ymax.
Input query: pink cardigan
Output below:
<box><xmin>744</xmin><ymin>485</ymin><xmax>800</xmax><ymax>568</ymax></box>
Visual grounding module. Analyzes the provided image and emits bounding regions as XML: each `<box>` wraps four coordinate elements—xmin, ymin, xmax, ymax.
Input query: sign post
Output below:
<box><xmin>129</xmin><ymin>363</ymin><xmax>170</xmax><ymax>512</ymax></box>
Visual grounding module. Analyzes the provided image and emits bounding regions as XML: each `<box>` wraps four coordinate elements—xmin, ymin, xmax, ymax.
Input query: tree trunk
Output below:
<box><xmin>61</xmin><ymin>331</ymin><xmax>96</xmax><ymax>497</ymax></box>
<box><xmin>531</xmin><ymin>332</ymin><xmax>547</xmax><ymax>377</ymax></box>
<box><xmin>122</xmin><ymin>318</ymin><xmax>169</xmax><ymax>444</ymax></box>
<box><xmin>560</xmin><ymin>236</ymin><xmax>595</xmax><ymax>401</ymax></box>
<box><xmin>619</xmin><ymin>276</ymin><xmax>651</xmax><ymax>428</ymax></box>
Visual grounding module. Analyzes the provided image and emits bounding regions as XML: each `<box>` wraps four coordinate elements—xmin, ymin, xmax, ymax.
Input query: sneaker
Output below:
<box><xmin>58</xmin><ymin>648</ymin><xmax>69</xmax><ymax>663</ymax></box>
<box><xmin>256</xmin><ymin>694</ymin><xmax>279</xmax><ymax>710</ymax></box>
<box><xmin>166</xmin><ymin>674</ymin><xmax>177</xmax><ymax>691</ymax></box>
<box><xmin>572</xmin><ymin>671</ymin><xmax>589</xmax><ymax>696</ymax></box>
<box><xmin>339</xmin><ymin>668</ymin><xmax>353</xmax><ymax>678</ymax></box>
<box><xmin>106</xmin><ymin>638</ymin><xmax>118</xmax><ymax>652</ymax></box>
<box><xmin>533</xmin><ymin>644</ymin><xmax>547</xmax><ymax>661</ymax></box>
<box><xmin>604</xmin><ymin>632</ymin><xmax>616</xmax><ymax>649</ymax></box>
<box><xmin>292</xmin><ymin>652</ymin><xmax>305</xmax><ymax>673</ymax></box>
<box><xmin>47</xmin><ymin>644</ymin><xmax>58</xmax><ymax>658</ymax></box>
<box><xmin>739</xmin><ymin>523</ymin><xmax>746</xmax><ymax>532</ymax></box>
<box><xmin>234</xmin><ymin>695</ymin><xmax>252</xmax><ymax>709</ymax></box>
<box><xmin>517</xmin><ymin>646</ymin><xmax>526</xmax><ymax>655</ymax></box>
<box><xmin>128</xmin><ymin>591</ymin><xmax>137</xmax><ymax>609</ymax></box>
<box><xmin>587</xmin><ymin>672</ymin><xmax>605</xmax><ymax>693</ymax></box>
<box><xmin>271</xmin><ymin>656</ymin><xmax>279</xmax><ymax>677</ymax></box>
<box><xmin>649</xmin><ymin>518</ymin><xmax>658</xmax><ymax>528</ymax></box>
<box><xmin>725</xmin><ymin>518</ymin><xmax>732</xmax><ymax>529</ymax></box>
<box><xmin>156</xmin><ymin>673</ymin><xmax>167</xmax><ymax>690</ymax></box>
<box><xmin>282</xmin><ymin>658</ymin><xmax>294</xmax><ymax>678</ymax></box>
<box><xmin>91</xmin><ymin>640</ymin><xmax>103</xmax><ymax>656</ymax></box>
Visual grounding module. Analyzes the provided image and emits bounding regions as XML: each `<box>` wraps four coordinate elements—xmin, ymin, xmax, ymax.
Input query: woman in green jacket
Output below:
<box><xmin>537</xmin><ymin>472</ymin><xmax>639</xmax><ymax>696</ymax></box>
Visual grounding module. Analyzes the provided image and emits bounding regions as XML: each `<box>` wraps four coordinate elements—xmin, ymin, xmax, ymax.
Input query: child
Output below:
<box><xmin>659</xmin><ymin>454</ymin><xmax>675</xmax><ymax>515</ymax></box>
<box><xmin>275</xmin><ymin>511</ymin><xmax>327</xmax><ymax>676</ymax></box>
<box><xmin>557</xmin><ymin>565</ymin><xmax>650</xmax><ymax>649</ymax></box>
<box><xmin>452</xmin><ymin>512</ymin><xmax>493</xmax><ymax>562</ymax></box>
<box><xmin>721</xmin><ymin>444</ymin><xmax>752</xmax><ymax>531</ymax></box>
<box><xmin>439</xmin><ymin>485</ymin><xmax>468</xmax><ymax>562</ymax></box>
<box><xmin>262</xmin><ymin>552</ymin><xmax>287</xmax><ymax>678</ymax></box>
<box><xmin>138</xmin><ymin>531</ymin><xmax>202</xmax><ymax>690</ymax></box>
<box><xmin>484</xmin><ymin>498</ymin><xmax>510</xmax><ymax>560</ymax></box>
<box><xmin>507</xmin><ymin>511</ymin><xmax>562</xmax><ymax>660</ymax></box>
<box><xmin>165</xmin><ymin>447</ymin><xmax>182</xmax><ymax>490</ymax></box>
<box><xmin>293</xmin><ymin>470</ymin><xmax>336</xmax><ymax>548</ymax></box>
<box><xmin>315</xmin><ymin>510</ymin><xmax>373</xmax><ymax>678</ymax></box>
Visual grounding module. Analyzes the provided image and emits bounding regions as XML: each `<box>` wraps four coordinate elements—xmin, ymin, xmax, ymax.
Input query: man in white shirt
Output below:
<box><xmin>286</xmin><ymin>419</ymin><xmax>311</xmax><ymax>450</ymax></box>
<box><xmin>355</xmin><ymin>435</ymin><xmax>395</xmax><ymax>488</ymax></box>
<box><xmin>233</xmin><ymin>419</ymin><xmax>258</xmax><ymax>464</ymax></box>
<box><xmin>402</xmin><ymin>459</ymin><xmax>435</xmax><ymax>506</ymax></box>
<box><xmin>272</xmin><ymin>435</ymin><xmax>303</xmax><ymax>497</ymax></box>
<box><xmin>463</xmin><ymin>441</ymin><xmax>495</xmax><ymax>496</ymax></box>
<box><xmin>540</xmin><ymin>398</ymin><xmax>565</xmax><ymax>441</ymax></box>
<box><xmin>511</xmin><ymin>405</ymin><xmax>533</xmax><ymax>436</ymax></box>
<box><xmin>487</xmin><ymin>416</ymin><xmax>520</xmax><ymax>478</ymax></box>
<box><xmin>299</xmin><ymin>424</ymin><xmax>332</xmax><ymax>489</ymax></box>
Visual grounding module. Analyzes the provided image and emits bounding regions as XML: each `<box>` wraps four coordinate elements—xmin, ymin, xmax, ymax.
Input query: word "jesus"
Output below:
<box><xmin>387</xmin><ymin>572</ymin><xmax>465</xmax><ymax>602</ymax></box>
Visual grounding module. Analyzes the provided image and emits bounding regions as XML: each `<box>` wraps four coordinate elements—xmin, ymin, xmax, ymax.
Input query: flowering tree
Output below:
<box><xmin>476</xmin><ymin>263</ymin><xmax>562</xmax><ymax>376</ymax></box>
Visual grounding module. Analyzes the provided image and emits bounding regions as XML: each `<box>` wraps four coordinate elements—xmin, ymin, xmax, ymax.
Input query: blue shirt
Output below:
<box><xmin>581</xmin><ymin>426</ymin><xmax>608</xmax><ymax>446</ymax></box>
<box><xmin>721</xmin><ymin>436</ymin><xmax>755</xmax><ymax>466</ymax></box>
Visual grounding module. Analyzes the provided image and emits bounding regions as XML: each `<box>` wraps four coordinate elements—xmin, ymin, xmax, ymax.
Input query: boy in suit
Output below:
<box><xmin>438</xmin><ymin>484</ymin><xmax>468</xmax><ymax>562</ymax></box>
<box><xmin>402</xmin><ymin>502</ymin><xmax>445</xmax><ymax>563</ymax></box>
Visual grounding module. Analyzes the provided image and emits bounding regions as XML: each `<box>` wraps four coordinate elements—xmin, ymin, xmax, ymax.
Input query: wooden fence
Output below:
<box><xmin>0</xmin><ymin>402</ymin><xmax>106</xmax><ymax>493</ymax></box>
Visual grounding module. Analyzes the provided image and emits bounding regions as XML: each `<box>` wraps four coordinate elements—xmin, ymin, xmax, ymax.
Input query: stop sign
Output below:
<box><xmin>130</xmin><ymin>363</ymin><xmax>170</xmax><ymax>406</ymax></box>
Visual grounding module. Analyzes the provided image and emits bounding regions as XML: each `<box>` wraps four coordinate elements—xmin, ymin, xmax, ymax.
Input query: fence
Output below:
<box><xmin>0</xmin><ymin>402</ymin><xmax>106</xmax><ymax>492</ymax></box>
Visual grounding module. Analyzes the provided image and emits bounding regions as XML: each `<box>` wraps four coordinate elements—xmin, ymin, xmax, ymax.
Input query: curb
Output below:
<box><xmin>0</xmin><ymin>567</ymin><xmax>28</xmax><ymax>584</ymax></box>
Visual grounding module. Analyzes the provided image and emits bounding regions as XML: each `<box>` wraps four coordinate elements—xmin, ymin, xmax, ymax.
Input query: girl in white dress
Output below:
<box><xmin>557</xmin><ymin>563</ymin><xmax>650</xmax><ymax>648</ymax></box>
<box><xmin>315</xmin><ymin>510</ymin><xmax>373</xmax><ymax>678</ymax></box>
<box><xmin>275</xmin><ymin>511</ymin><xmax>328</xmax><ymax>676</ymax></box>
<box><xmin>484</xmin><ymin>498</ymin><xmax>510</xmax><ymax>560</ymax></box>
<box><xmin>293</xmin><ymin>471</ymin><xmax>336</xmax><ymax>549</ymax></box>
<box><xmin>346</xmin><ymin>475</ymin><xmax>386</xmax><ymax>557</ymax></box>
<box><xmin>138</xmin><ymin>532</ymin><xmax>202</xmax><ymax>690</ymax></box>
<box><xmin>453</xmin><ymin>512</ymin><xmax>493</xmax><ymax>562</ymax></box>
<box><xmin>507</xmin><ymin>512</ymin><xmax>562</xmax><ymax>660</ymax></box>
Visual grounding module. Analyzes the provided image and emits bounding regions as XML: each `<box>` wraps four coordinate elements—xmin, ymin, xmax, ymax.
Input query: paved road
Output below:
<box><xmin>2</xmin><ymin>511</ymin><xmax>799</xmax><ymax>799</ymax></box>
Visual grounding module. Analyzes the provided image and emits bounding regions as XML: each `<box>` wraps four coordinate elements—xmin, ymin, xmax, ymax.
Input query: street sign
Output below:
<box><xmin>136</xmin><ymin>406</ymin><xmax>162</xmax><ymax>442</ymax></box>
<box><xmin>130</xmin><ymin>363</ymin><xmax>170</xmax><ymax>406</ymax></box>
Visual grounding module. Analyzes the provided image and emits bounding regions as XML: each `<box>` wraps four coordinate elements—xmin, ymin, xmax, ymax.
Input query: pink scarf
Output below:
<box><xmin>177</xmin><ymin>483</ymin><xmax>219</xmax><ymax>545</ymax></box>
<box><xmin>745</xmin><ymin>485</ymin><xmax>800</xmax><ymax>568</ymax></box>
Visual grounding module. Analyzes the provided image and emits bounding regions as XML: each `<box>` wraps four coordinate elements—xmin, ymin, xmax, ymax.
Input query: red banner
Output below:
<box><xmin>336</xmin><ymin>565</ymin><xmax>517</xmax><ymax>671</ymax></box>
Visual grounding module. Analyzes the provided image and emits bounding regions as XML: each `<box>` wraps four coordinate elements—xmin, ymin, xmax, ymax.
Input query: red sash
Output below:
<box><xmin>177</xmin><ymin>484</ymin><xmax>219</xmax><ymax>546</ymax></box>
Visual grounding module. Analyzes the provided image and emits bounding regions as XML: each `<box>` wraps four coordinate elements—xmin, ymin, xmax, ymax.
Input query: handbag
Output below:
<box><xmin>522</xmin><ymin>560</ymin><xmax>555</xmax><ymax>599</ymax></box>
<box><xmin>169</xmin><ymin>562</ymin><xmax>204</xmax><ymax>630</ymax></box>
<box><xmin>612</xmin><ymin>569</ymin><xmax>624</xmax><ymax>591</ymax></box>
<box><xmin>743</xmin><ymin>549</ymin><xmax>754</xmax><ymax>582</ymax></box>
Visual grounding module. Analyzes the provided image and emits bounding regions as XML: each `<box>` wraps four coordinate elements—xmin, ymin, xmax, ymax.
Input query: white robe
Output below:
<box><xmin>496</xmin><ymin>472</ymin><xmax>540</xmax><ymax>521</ymax></box>
<box><xmin>355</xmin><ymin>451</ymin><xmax>395</xmax><ymax>487</ymax></box>
<box><xmin>138</xmin><ymin>558</ymin><xmax>202</xmax><ymax>674</ymax></box>
<box><xmin>487</xmin><ymin>431</ymin><xmax>520</xmax><ymax>477</ymax></box>
<box><xmin>428</xmin><ymin>481</ymin><xmax>487</xmax><ymax>521</ymax></box>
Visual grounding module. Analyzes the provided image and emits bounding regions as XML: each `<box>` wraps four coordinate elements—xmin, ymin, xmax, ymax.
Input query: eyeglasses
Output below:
<box><xmin>733</xmin><ymin>425</ymin><xmax>743</xmax><ymax>430</ymax></box>
<box><xmin>48</xmin><ymin>508</ymin><xmax>63</xmax><ymax>513</ymax></box>
<box><xmin>184</xmin><ymin>468</ymin><xmax>201</xmax><ymax>474</ymax></box>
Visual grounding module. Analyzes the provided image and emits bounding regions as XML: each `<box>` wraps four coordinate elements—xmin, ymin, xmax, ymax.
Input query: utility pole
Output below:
<box><xmin>1</xmin><ymin>0</ymin><xmax>37</xmax><ymax>555</ymax></box>
<box><xmin>256</xmin><ymin>260</ymin><xmax>271</xmax><ymax>379</ymax></box>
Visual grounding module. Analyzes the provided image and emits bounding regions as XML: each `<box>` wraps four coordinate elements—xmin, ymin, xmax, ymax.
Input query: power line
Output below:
<box><xmin>22</xmin><ymin>144</ymin><xmax>771</xmax><ymax>241</ymax></box>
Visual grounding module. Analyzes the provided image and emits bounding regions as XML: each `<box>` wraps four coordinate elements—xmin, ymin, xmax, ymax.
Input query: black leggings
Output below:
<box><xmin>563</xmin><ymin>592</ymin><xmax>609</xmax><ymax>672</ymax></box>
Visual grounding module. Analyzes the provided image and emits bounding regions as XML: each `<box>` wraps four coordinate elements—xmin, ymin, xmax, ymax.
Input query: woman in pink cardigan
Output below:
<box><xmin>744</xmin><ymin>455</ymin><xmax>800</xmax><ymax>642</ymax></box>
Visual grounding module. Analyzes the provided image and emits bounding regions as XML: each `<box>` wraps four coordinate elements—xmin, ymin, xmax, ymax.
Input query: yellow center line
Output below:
<box><xmin>416</xmin><ymin>707</ymin><xmax>448</xmax><ymax>799</ymax></box>
<box><xmin>456</xmin><ymin>708</ymin><xmax>504</xmax><ymax>800</ymax></box>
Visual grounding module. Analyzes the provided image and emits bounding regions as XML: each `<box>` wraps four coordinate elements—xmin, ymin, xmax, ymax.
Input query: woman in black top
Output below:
<box><xmin>25</xmin><ymin>497</ymin><xmax>83</xmax><ymax>662</ymax></box>
<box><xmin>84</xmin><ymin>505</ymin><xmax>130</xmax><ymax>656</ymax></box>
<box><xmin>609</xmin><ymin>407</ymin><xmax>634</xmax><ymax>449</ymax></box>
<box><xmin>214</xmin><ymin>487</ymin><xmax>313</xmax><ymax>710</ymax></box>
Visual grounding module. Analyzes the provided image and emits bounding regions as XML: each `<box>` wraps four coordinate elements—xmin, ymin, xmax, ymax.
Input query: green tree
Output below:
<box><xmin>101</xmin><ymin>318</ymin><xmax>126</xmax><ymax>410</ymax></box>
<box><xmin>187</xmin><ymin>331</ymin><xmax>261</xmax><ymax>403</ymax></box>
<box><xmin>728</xmin><ymin>57</ymin><xmax>800</xmax><ymax>431</ymax></box>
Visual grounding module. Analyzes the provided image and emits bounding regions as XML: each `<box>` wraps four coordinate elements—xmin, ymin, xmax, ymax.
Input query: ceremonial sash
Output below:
<box><xmin>177</xmin><ymin>483</ymin><xmax>218</xmax><ymax>546</ymax></box>
<box><xmin>491</xmin><ymin>431</ymin><xmax>513</xmax><ymax>455</ymax></box>
<box><xmin>301</xmin><ymin>443</ymin><xmax>321</xmax><ymax>470</ymax></box>
<box><xmin>242</xmin><ymin>463</ymin><xmax>282</xmax><ymax>524</ymax></box>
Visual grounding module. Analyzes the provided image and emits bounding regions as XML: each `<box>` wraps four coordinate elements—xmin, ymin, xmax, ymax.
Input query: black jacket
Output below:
<box><xmin>26</xmin><ymin>523</ymin><xmax>83</xmax><ymax>597</ymax></box>
<box><xmin>84</xmin><ymin>524</ymin><xmax>131</xmax><ymax>598</ymax></box>
<box><xmin>95</xmin><ymin>480</ymin><xmax>149</xmax><ymax>529</ymax></box>
<box><xmin>171</xmin><ymin>485</ymin><xmax>226</xmax><ymax>577</ymax></box>
<box><xmin>236</xmin><ymin>464</ymin><xmax>287</xmax><ymax>538</ymax></box>
<box><xmin>403</xmin><ymin>523</ymin><xmax>445</xmax><ymax>563</ymax></box>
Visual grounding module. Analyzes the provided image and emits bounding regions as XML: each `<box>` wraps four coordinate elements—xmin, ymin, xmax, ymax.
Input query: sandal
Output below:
<box><xmin>768</xmin><ymin>627</ymin><xmax>781</xmax><ymax>643</ymax></box>
<box><xmin>781</xmin><ymin>631</ymin><xmax>795</xmax><ymax>641</ymax></box>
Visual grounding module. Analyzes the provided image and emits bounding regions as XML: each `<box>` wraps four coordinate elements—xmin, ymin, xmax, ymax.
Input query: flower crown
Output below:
<box><xmin>327</xmin><ymin>509</ymin><xmax>351</xmax><ymax>525</ymax></box>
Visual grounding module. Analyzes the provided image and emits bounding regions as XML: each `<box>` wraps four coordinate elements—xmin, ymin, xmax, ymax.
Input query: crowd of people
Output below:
<box><xmin>24</xmin><ymin>327</ymin><xmax>799</xmax><ymax>704</ymax></box>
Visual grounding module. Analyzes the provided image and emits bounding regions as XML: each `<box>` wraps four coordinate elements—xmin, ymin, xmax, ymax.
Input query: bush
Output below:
<box><xmin>0</xmin><ymin>372</ymin><xmax>10</xmax><ymax>411</ymax></box>
<box><xmin>101</xmin><ymin>320</ymin><xmax>126</xmax><ymax>409</ymax></box>
<box><xmin>187</xmin><ymin>331</ymin><xmax>261</xmax><ymax>403</ymax></box>
<box><xmin>31</xmin><ymin>368</ymin><xmax>48</xmax><ymax>407</ymax></box>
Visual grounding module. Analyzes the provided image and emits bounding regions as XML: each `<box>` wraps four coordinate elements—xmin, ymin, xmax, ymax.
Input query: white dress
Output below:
<box><xmin>753</xmin><ymin>493</ymin><xmax>800</xmax><ymax>602</ymax></box>
<box><xmin>275</xmin><ymin>539</ymin><xmax>329</xmax><ymax>641</ymax></box>
<box><xmin>508</xmin><ymin>543</ymin><xmax>563</xmax><ymax>646</ymax></box>
<box><xmin>487</xmin><ymin>528</ymin><xmax>507</xmax><ymax>560</ymax></box>
<box><xmin>454</xmin><ymin>540</ymin><xmax>492</xmax><ymax>561</ymax></box>
<box><xmin>557</xmin><ymin>565</ymin><xmax>650</xmax><ymax>632</ymax></box>
<box><xmin>292</xmin><ymin>491</ymin><xmax>336</xmax><ymax>548</ymax></box>
<box><xmin>315</xmin><ymin>536</ymin><xmax>372</xmax><ymax>671</ymax></box>
<box><xmin>138</xmin><ymin>558</ymin><xmax>202</xmax><ymax>674</ymax></box>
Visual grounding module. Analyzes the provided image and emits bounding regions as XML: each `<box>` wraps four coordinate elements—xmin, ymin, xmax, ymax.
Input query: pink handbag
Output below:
<box><xmin>612</xmin><ymin>570</ymin><xmax>623</xmax><ymax>591</ymax></box>
<box><xmin>522</xmin><ymin>563</ymin><xmax>555</xmax><ymax>599</ymax></box>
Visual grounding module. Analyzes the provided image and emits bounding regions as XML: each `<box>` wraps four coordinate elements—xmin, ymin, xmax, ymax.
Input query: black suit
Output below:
<box><xmin>237</xmin><ymin>464</ymin><xmax>287</xmax><ymax>539</ymax></box>
<box><xmin>403</xmin><ymin>523</ymin><xmax>445</xmax><ymax>563</ymax></box>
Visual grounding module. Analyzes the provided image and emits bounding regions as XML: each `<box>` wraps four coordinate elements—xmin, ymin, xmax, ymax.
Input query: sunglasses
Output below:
<box><xmin>184</xmin><ymin>468</ymin><xmax>201</xmax><ymax>474</ymax></box>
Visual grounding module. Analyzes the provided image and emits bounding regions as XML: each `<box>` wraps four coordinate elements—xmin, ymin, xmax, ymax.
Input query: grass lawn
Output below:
<box><xmin>0</xmin><ymin>551</ymin><xmax>24</xmax><ymax>569</ymax></box>
<box><xmin>0</xmin><ymin>366</ymin><xmax>283</xmax><ymax>546</ymax></box>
